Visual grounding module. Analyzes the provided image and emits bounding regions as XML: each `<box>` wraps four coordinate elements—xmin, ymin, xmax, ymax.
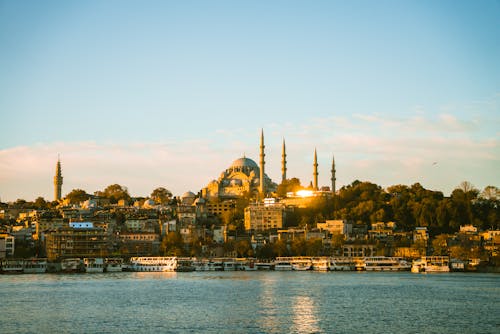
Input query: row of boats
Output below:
<box><xmin>1</xmin><ymin>256</ymin><xmax>451</xmax><ymax>274</ymax></box>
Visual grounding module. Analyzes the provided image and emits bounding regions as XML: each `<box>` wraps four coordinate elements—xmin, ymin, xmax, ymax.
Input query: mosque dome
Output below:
<box><xmin>181</xmin><ymin>191</ymin><xmax>196</xmax><ymax>199</ymax></box>
<box><xmin>230</xmin><ymin>157</ymin><xmax>259</xmax><ymax>169</ymax></box>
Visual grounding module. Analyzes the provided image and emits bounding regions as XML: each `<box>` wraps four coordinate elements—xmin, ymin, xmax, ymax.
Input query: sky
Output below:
<box><xmin>0</xmin><ymin>0</ymin><xmax>499</xmax><ymax>202</ymax></box>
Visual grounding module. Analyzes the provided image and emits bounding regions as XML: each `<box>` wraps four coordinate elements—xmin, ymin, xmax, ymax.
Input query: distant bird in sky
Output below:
<box><xmin>432</xmin><ymin>162</ymin><xmax>438</xmax><ymax>166</ymax></box>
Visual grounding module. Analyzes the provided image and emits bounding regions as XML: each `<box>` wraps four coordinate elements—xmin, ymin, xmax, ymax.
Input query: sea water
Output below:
<box><xmin>0</xmin><ymin>272</ymin><xmax>498</xmax><ymax>333</ymax></box>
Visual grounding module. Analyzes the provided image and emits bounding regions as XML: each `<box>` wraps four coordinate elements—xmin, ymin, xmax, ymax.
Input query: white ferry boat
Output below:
<box><xmin>175</xmin><ymin>258</ymin><xmax>195</xmax><ymax>272</ymax></box>
<box><xmin>235</xmin><ymin>258</ymin><xmax>257</xmax><ymax>271</ymax></box>
<box><xmin>411</xmin><ymin>256</ymin><xmax>450</xmax><ymax>273</ymax></box>
<box><xmin>223</xmin><ymin>260</ymin><xmax>238</xmax><ymax>271</ymax></box>
<box><xmin>364</xmin><ymin>257</ymin><xmax>411</xmax><ymax>271</ymax></box>
<box><xmin>206</xmin><ymin>260</ymin><xmax>224</xmax><ymax>271</ymax></box>
<box><xmin>84</xmin><ymin>258</ymin><xmax>105</xmax><ymax>273</ymax></box>
<box><xmin>274</xmin><ymin>258</ymin><xmax>293</xmax><ymax>271</ymax></box>
<box><xmin>311</xmin><ymin>257</ymin><xmax>330</xmax><ymax>271</ymax></box>
<box><xmin>23</xmin><ymin>258</ymin><xmax>48</xmax><ymax>274</ymax></box>
<box><xmin>290</xmin><ymin>257</ymin><xmax>312</xmax><ymax>271</ymax></box>
<box><xmin>128</xmin><ymin>257</ymin><xmax>177</xmax><ymax>272</ymax></box>
<box><xmin>61</xmin><ymin>258</ymin><xmax>83</xmax><ymax>273</ymax></box>
<box><xmin>329</xmin><ymin>257</ymin><xmax>355</xmax><ymax>271</ymax></box>
<box><xmin>105</xmin><ymin>258</ymin><xmax>125</xmax><ymax>272</ymax></box>
<box><xmin>1</xmin><ymin>259</ymin><xmax>24</xmax><ymax>274</ymax></box>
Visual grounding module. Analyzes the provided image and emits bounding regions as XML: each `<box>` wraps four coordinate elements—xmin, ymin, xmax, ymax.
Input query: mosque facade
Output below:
<box><xmin>200</xmin><ymin>129</ymin><xmax>336</xmax><ymax>202</ymax></box>
<box><xmin>201</xmin><ymin>156</ymin><xmax>277</xmax><ymax>200</ymax></box>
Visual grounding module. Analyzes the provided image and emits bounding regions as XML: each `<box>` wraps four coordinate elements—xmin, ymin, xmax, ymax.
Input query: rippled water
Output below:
<box><xmin>0</xmin><ymin>272</ymin><xmax>498</xmax><ymax>333</ymax></box>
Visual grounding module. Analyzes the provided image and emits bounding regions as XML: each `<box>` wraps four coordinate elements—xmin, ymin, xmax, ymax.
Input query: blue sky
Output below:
<box><xmin>0</xmin><ymin>0</ymin><xmax>499</xmax><ymax>201</ymax></box>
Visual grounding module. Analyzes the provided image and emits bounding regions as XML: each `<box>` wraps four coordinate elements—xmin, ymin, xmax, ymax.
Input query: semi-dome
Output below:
<box><xmin>230</xmin><ymin>157</ymin><xmax>259</xmax><ymax>169</ymax></box>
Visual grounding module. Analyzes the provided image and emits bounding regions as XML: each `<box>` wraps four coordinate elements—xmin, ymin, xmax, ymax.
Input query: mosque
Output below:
<box><xmin>200</xmin><ymin>130</ymin><xmax>337</xmax><ymax>201</ymax></box>
<box><xmin>201</xmin><ymin>130</ymin><xmax>276</xmax><ymax>200</ymax></box>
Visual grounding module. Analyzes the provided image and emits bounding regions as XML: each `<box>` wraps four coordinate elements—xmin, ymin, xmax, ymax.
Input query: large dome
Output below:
<box><xmin>230</xmin><ymin>157</ymin><xmax>259</xmax><ymax>169</ymax></box>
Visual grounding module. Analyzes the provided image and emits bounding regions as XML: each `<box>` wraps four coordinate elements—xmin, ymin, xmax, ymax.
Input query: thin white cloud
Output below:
<box><xmin>0</xmin><ymin>108</ymin><xmax>498</xmax><ymax>201</ymax></box>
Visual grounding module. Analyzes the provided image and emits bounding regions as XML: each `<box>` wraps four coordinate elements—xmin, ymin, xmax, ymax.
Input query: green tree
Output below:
<box><xmin>305</xmin><ymin>238</ymin><xmax>323</xmax><ymax>256</ymax></box>
<box><xmin>273</xmin><ymin>239</ymin><xmax>288</xmax><ymax>257</ymax></box>
<box><xmin>161</xmin><ymin>232</ymin><xmax>185</xmax><ymax>256</ymax></box>
<box><xmin>150</xmin><ymin>187</ymin><xmax>173</xmax><ymax>205</ymax></box>
<box><xmin>290</xmin><ymin>238</ymin><xmax>306</xmax><ymax>256</ymax></box>
<box><xmin>65</xmin><ymin>189</ymin><xmax>90</xmax><ymax>204</ymax></box>
<box><xmin>34</xmin><ymin>197</ymin><xmax>48</xmax><ymax>209</ymax></box>
<box><xmin>97</xmin><ymin>184</ymin><xmax>131</xmax><ymax>204</ymax></box>
<box><xmin>432</xmin><ymin>234</ymin><xmax>449</xmax><ymax>256</ymax></box>
<box><xmin>235</xmin><ymin>240</ymin><xmax>252</xmax><ymax>257</ymax></box>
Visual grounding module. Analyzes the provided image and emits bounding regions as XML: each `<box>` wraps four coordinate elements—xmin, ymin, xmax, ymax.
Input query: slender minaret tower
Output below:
<box><xmin>313</xmin><ymin>148</ymin><xmax>318</xmax><ymax>191</ymax></box>
<box><xmin>259</xmin><ymin>129</ymin><xmax>265</xmax><ymax>196</ymax></box>
<box><xmin>281</xmin><ymin>138</ymin><xmax>287</xmax><ymax>183</ymax></box>
<box><xmin>331</xmin><ymin>154</ymin><xmax>336</xmax><ymax>195</ymax></box>
<box><xmin>331</xmin><ymin>154</ymin><xmax>336</xmax><ymax>217</ymax></box>
<box><xmin>54</xmin><ymin>156</ymin><xmax>63</xmax><ymax>201</ymax></box>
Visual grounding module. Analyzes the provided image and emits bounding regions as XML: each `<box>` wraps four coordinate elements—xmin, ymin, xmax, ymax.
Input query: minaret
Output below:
<box><xmin>281</xmin><ymin>139</ymin><xmax>287</xmax><ymax>183</ymax></box>
<box><xmin>54</xmin><ymin>156</ymin><xmax>63</xmax><ymax>201</ymax></box>
<box><xmin>331</xmin><ymin>154</ymin><xmax>336</xmax><ymax>195</ymax></box>
<box><xmin>331</xmin><ymin>154</ymin><xmax>336</xmax><ymax>217</ymax></box>
<box><xmin>259</xmin><ymin>129</ymin><xmax>265</xmax><ymax>196</ymax></box>
<box><xmin>313</xmin><ymin>148</ymin><xmax>318</xmax><ymax>191</ymax></box>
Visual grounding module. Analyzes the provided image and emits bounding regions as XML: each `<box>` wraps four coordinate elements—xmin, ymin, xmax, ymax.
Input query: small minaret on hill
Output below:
<box><xmin>259</xmin><ymin>129</ymin><xmax>265</xmax><ymax>196</ymax></box>
<box><xmin>281</xmin><ymin>139</ymin><xmax>287</xmax><ymax>183</ymax></box>
<box><xmin>313</xmin><ymin>148</ymin><xmax>318</xmax><ymax>191</ymax></box>
<box><xmin>54</xmin><ymin>156</ymin><xmax>63</xmax><ymax>201</ymax></box>
<box><xmin>331</xmin><ymin>154</ymin><xmax>337</xmax><ymax>216</ymax></box>
<box><xmin>331</xmin><ymin>154</ymin><xmax>336</xmax><ymax>195</ymax></box>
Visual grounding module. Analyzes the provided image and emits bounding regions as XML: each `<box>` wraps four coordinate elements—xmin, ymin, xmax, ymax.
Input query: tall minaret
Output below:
<box><xmin>331</xmin><ymin>154</ymin><xmax>336</xmax><ymax>195</ymax></box>
<box><xmin>281</xmin><ymin>138</ymin><xmax>287</xmax><ymax>183</ymax></box>
<box><xmin>313</xmin><ymin>148</ymin><xmax>318</xmax><ymax>191</ymax></box>
<box><xmin>331</xmin><ymin>154</ymin><xmax>336</xmax><ymax>217</ymax></box>
<box><xmin>259</xmin><ymin>129</ymin><xmax>265</xmax><ymax>196</ymax></box>
<box><xmin>54</xmin><ymin>156</ymin><xmax>63</xmax><ymax>201</ymax></box>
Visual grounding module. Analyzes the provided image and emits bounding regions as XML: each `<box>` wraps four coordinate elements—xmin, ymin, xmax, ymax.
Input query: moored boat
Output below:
<box><xmin>1</xmin><ymin>259</ymin><xmax>24</xmax><ymax>274</ymax></box>
<box><xmin>291</xmin><ymin>257</ymin><xmax>312</xmax><ymax>271</ymax></box>
<box><xmin>235</xmin><ymin>258</ymin><xmax>257</xmax><ymax>271</ymax></box>
<box><xmin>61</xmin><ymin>258</ymin><xmax>83</xmax><ymax>273</ymax></box>
<box><xmin>175</xmin><ymin>258</ymin><xmax>195</xmax><ymax>272</ymax></box>
<box><xmin>128</xmin><ymin>257</ymin><xmax>177</xmax><ymax>272</ymax></box>
<box><xmin>84</xmin><ymin>258</ymin><xmax>105</xmax><ymax>273</ymax></box>
<box><xmin>105</xmin><ymin>258</ymin><xmax>125</xmax><ymax>272</ymax></box>
<box><xmin>255</xmin><ymin>262</ymin><xmax>273</xmax><ymax>270</ymax></box>
<box><xmin>411</xmin><ymin>256</ymin><xmax>450</xmax><ymax>273</ymax></box>
<box><xmin>23</xmin><ymin>258</ymin><xmax>48</xmax><ymax>274</ymax></box>
<box><xmin>364</xmin><ymin>257</ymin><xmax>411</xmax><ymax>271</ymax></box>
<box><xmin>311</xmin><ymin>257</ymin><xmax>330</xmax><ymax>271</ymax></box>
<box><xmin>329</xmin><ymin>257</ymin><xmax>355</xmax><ymax>271</ymax></box>
<box><xmin>274</xmin><ymin>258</ymin><xmax>293</xmax><ymax>271</ymax></box>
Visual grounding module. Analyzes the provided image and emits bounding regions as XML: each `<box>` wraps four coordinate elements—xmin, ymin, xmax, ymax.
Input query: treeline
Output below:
<box><xmin>296</xmin><ymin>180</ymin><xmax>498</xmax><ymax>235</ymax></box>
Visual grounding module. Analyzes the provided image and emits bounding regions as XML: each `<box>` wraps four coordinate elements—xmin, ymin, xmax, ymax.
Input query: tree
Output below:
<box><xmin>65</xmin><ymin>189</ymin><xmax>90</xmax><ymax>204</ymax></box>
<box><xmin>480</xmin><ymin>186</ymin><xmax>499</xmax><ymax>201</ymax></box>
<box><xmin>161</xmin><ymin>232</ymin><xmax>185</xmax><ymax>256</ymax></box>
<box><xmin>97</xmin><ymin>184</ymin><xmax>131</xmax><ymax>204</ymax></box>
<box><xmin>150</xmin><ymin>187</ymin><xmax>173</xmax><ymax>205</ymax></box>
<box><xmin>273</xmin><ymin>239</ymin><xmax>288</xmax><ymax>257</ymax></box>
<box><xmin>235</xmin><ymin>240</ymin><xmax>253</xmax><ymax>257</ymax></box>
<box><xmin>34</xmin><ymin>197</ymin><xmax>48</xmax><ymax>209</ymax></box>
<box><xmin>432</xmin><ymin>234</ymin><xmax>449</xmax><ymax>256</ymax></box>
<box><xmin>305</xmin><ymin>238</ymin><xmax>323</xmax><ymax>256</ymax></box>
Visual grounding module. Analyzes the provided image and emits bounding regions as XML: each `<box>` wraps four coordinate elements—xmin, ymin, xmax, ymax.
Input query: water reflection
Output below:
<box><xmin>132</xmin><ymin>272</ymin><xmax>177</xmax><ymax>280</ymax></box>
<box><xmin>292</xmin><ymin>295</ymin><xmax>320</xmax><ymax>333</ymax></box>
<box><xmin>257</xmin><ymin>276</ymin><xmax>278</xmax><ymax>332</ymax></box>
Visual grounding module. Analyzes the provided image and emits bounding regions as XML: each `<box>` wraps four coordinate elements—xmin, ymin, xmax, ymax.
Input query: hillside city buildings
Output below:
<box><xmin>0</xmin><ymin>130</ymin><xmax>498</xmax><ymax>271</ymax></box>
